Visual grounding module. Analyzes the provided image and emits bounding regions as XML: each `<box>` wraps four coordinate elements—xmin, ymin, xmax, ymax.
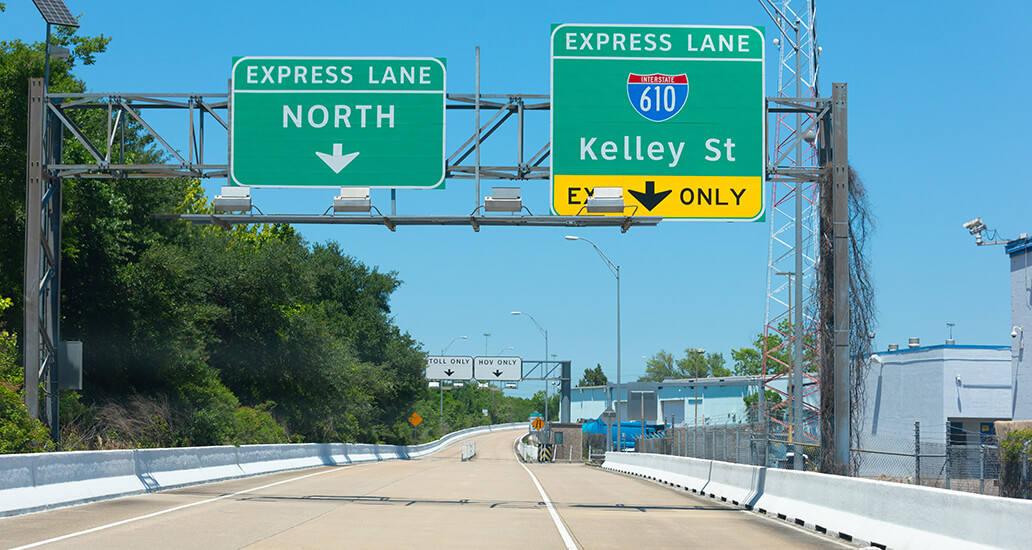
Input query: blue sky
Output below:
<box><xmin>4</xmin><ymin>1</ymin><xmax>1030</xmax><ymax>398</ymax></box>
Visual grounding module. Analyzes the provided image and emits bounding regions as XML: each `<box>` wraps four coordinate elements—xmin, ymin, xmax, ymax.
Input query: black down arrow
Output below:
<box><xmin>444</xmin><ymin>369</ymin><xmax>455</xmax><ymax>376</ymax></box>
<box><xmin>493</xmin><ymin>370</ymin><xmax>503</xmax><ymax>377</ymax></box>
<box><xmin>628</xmin><ymin>180</ymin><xmax>671</xmax><ymax>211</ymax></box>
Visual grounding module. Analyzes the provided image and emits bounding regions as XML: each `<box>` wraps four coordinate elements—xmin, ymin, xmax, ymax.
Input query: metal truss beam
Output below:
<box><xmin>160</xmin><ymin>214</ymin><xmax>662</xmax><ymax>234</ymax></box>
<box><xmin>42</xmin><ymin>92</ymin><xmax>552</xmax><ymax>183</ymax></box>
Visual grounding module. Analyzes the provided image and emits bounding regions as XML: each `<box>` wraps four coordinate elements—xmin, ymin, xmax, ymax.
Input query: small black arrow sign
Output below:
<box><xmin>444</xmin><ymin>369</ymin><xmax>455</xmax><ymax>376</ymax></box>
<box><xmin>493</xmin><ymin>370</ymin><xmax>503</xmax><ymax>377</ymax></box>
<box><xmin>628</xmin><ymin>180</ymin><xmax>671</xmax><ymax>211</ymax></box>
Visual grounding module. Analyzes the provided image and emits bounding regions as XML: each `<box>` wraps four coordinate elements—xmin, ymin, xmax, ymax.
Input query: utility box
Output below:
<box><xmin>58</xmin><ymin>340</ymin><xmax>82</xmax><ymax>390</ymax></box>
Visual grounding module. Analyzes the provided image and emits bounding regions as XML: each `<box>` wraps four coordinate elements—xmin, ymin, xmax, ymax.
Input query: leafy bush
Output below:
<box><xmin>998</xmin><ymin>429</ymin><xmax>1032</xmax><ymax>498</ymax></box>
<box><xmin>0</xmin><ymin>296</ymin><xmax>53</xmax><ymax>453</ymax></box>
<box><xmin>231</xmin><ymin>402</ymin><xmax>290</xmax><ymax>445</ymax></box>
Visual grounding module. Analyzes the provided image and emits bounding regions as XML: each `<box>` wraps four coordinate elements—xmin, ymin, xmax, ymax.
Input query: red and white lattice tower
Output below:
<box><xmin>761</xmin><ymin>0</ymin><xmax>822</xmax><ymax>452</ymax></box>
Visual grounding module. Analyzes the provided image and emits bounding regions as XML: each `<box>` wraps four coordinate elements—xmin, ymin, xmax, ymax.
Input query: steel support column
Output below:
<box><xmin>23</xmin><ymin>78</ymin><xmax>44</xmax><ymax>420</ymax></box>
<box><xmin>831</xmin><ymin>82</ymin><xmax>850</xmax><ymax>470</ymax></box>
<box><xmin>24</xmin><ymin>78</ymin><xmax>63</xmax><ymax>440</ymax></box>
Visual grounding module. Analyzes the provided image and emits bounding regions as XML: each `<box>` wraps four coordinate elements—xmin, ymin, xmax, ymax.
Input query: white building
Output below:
<box><xmin>864</xmin><ymin>343</ymin><xmax>1012</xmax><ymax>446</ymax></box>
<box><xmin>571</xmin><ymin>376</ymin><xmax>793</xmax><ymax>427</ymax></box>
<box><xmin>1006</xmin><ymin>236</ymin><xmax>1032</xmax><ymax>420</ymax></box>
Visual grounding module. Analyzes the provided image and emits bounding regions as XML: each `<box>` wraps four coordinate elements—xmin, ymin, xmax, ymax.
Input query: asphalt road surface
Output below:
<box><xmin>1</xmin><ymin>430</ymin><xmax>855</xmax><ymax>549</ymax></box>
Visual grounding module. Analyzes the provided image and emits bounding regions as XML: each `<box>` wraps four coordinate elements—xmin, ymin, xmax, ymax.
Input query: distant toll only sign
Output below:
<box><xmin>230</xmin><ymin>57</ymin><xmax>446</xmax><ymax>188</ymax></box>
<box><xmin>550</xmin><ymin>25</ymin><xmax>765</xmax><ymax>220</ymax></box>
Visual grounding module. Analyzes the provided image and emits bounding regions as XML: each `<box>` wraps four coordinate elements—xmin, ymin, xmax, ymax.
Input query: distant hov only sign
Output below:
<box><xmin>550</xmin><ymin>24</ymin><xmax>765</xmax><ymax>220</ymax></box>
<box><xmin>425</xmin><ymin>356</ymin><xmax>522</xmax><ymax>381</ymax></box>
<box><xmin>230</xmin><ymin>56</ymin><xmax>446</xmax><ymax>188</ymax></box>
<box><xmin>474</xmin><ymin>356</ymin><xmax>522</xmax><ymax>381</ymax></box>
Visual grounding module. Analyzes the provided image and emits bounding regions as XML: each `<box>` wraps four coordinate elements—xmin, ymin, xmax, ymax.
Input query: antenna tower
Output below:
<box><xmin>760</xmin><ymin>0</ymin><xmax>822</xmax><ymax>462</ymax></box>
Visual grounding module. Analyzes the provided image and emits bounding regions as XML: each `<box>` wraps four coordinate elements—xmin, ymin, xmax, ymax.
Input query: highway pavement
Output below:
<box><xmin>0</xmin><ymin>430</ymin><xmax>856</xmax><ymax>549</ymax></box>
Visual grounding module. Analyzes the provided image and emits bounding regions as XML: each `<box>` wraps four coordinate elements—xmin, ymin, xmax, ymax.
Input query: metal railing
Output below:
<box><xmin>647</xmin><ymin>420</ymin><xmax>1030</xmax><ymax>499</ymax></box>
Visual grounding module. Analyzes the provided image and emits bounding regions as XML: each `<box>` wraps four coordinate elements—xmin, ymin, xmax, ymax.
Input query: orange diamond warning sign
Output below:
<box><xmin>408</xmin><ymin>413</ymin><xmax>423</xmax><ymax>427</ymax></box>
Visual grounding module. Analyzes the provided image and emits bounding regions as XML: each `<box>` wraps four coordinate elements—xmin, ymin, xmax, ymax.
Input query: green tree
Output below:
<box><xmin>743</xmin><ymin>389</ymin><xmax>785</xmax><ymax>422</ymax></box>
<box><xmin>577</xmin><ymin>364</ymin><xmax>608</xmax><ymax>387</ymax></box>
<box><xmin>733</xmin><ymin>318</ymin><xmax>816</xmax><ymax>377</ymax></box>
<box><xmin>530</xmin><ymin>390</ymin><xmax>561</xmax><ymax>422</ymax></box>
<box><xmin>0</xmin><ymin>296</ymin><xmax>53</xmax><ymax>453</ymax></box>
<box><xmin>0</xmin><ymin>28</ymin><xmax>110</xmax><ymax>330</ymax></box>
<box><xmin>731</xmin><ymin>347</ymin><xmax>762</xmax><ymax>376</ymax></box>
<box><xmin>640</xmin><ymin>348</ymin><xmax>728</xmax><ymax>382</ymax></box>
<box><xmin>0</xmin><ymin>26</ymin><xmax>438</xmax><ymax>450</ymax></box>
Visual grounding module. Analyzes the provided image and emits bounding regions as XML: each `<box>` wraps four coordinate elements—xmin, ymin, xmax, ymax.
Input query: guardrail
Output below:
<box><xmin>602</xmin><ymin>452</ymin><xmax>1032</xmax><ymax>550</ymax></box>
<box><xmin>516</xmin><ymin>435</ymin><xmax>537</xmax><ymax>463</ymax></box>
<box><xmin>0</xmin><ymin>423</ymin><xmax>521</xmax><ymax>518</ymax></box>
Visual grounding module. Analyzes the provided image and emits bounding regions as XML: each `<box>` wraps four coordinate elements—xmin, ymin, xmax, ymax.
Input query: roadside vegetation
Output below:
<box><xmin>0</xmin><ymin>25</ymin><xmax>545</xmax><ymax>453</ymax></box>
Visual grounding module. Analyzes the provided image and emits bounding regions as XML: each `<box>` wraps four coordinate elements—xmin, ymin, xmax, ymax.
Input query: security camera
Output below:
<box><xmin>962</xmin><ymin>217</ymin><xmax>985</xmax><ymax>235</ymax></box>
<box><xmin>1012</xmin><ymin>326</ymin><xmax>1022</xmax><ymax>338</ymax></box>
<box><xmin>1013</xmin><ymin>329</ymin><xmax>1019</xmax><ymax>338</ymax></box>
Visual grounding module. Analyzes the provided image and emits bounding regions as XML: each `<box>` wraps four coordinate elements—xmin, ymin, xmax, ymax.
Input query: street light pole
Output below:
<box><xmin>692</xmin><ymin>348</ymin><xmax>705</xmax><ymax>432</ymax></box>
<box><xmin>512</xmin><ymin>311</ymin><xmax>548</xmax><ymax>422</ymax></box>
<box><xmin>566</xmin><ymin>236</ymin><xmax>621</xmax><ymax>450</ymax></box>
<box><xmin>440</xmin><ymin>335</ymin><xmax>468</xmax><ymax>429</ymax></box>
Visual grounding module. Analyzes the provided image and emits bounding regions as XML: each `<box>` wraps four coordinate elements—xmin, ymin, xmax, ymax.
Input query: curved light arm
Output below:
<box><xmin>565</xmin><ymin>235</ymin><xmax>619</xmax><ymax>279</ymax></box>
<box><xmin>511</xmin><ymin>311</ymin><xmax>547</xmax><ymax>338</ymax></box>
<box><xmin>442</xmin><ymin>335</ymin><xmax>468</xmax><ymax>355</ymax></box>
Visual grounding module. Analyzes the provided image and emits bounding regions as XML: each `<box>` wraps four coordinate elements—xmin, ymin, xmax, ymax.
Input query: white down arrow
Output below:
<box><xmin>316</xmin><ymin>144</ymin><xmax>360</xmax><ymax>174</ymax></box>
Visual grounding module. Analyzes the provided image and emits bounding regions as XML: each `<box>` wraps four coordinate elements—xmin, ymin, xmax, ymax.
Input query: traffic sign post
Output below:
<box><xmin>473</xmin><ymin>356</ymin><xmax>522</xmax><ymax>381</ymax></box>
<box><xmin>601</xmin><ymin>406</ymin><xmax>617</xmax><ymax>452</ymax></box>
<box><xmin>408</xmin><ymin>412</ymin><xmax>423</xmax><ymax>427</ymax></box>
<box><xmin>230</xmin><ymin>56</ymin><xmax>446</xmax><ymax>188</ymax></box>
<box><xmin>550</xmin><ymin>24</ymin><xmax>765</xmax><ymax>220</ymax></box>
<box><xmin>425</xmin><ymin>356</ymin><xmax>473</xmax><ymax>380</ymax></box>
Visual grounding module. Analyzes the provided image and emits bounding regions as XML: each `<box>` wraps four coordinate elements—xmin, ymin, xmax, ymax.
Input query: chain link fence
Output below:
<box><xmin>639</xmin><ymin>420</ymin><xmax>1031</xmax><ymax>499</ymax></box>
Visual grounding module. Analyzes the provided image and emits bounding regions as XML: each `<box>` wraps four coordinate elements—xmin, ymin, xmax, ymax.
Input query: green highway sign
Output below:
<box><xmin>550</xmin><ymin>24</ymin><xmax>765</xmax><ymax>220</ymax></box>
<box><xmin>230</xmin><ymin>57</ymin><xmax>446</xmax><ymax>188</ymax></box>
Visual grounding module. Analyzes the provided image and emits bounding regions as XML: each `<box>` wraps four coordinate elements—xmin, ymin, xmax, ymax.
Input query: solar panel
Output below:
<box><xmin>32</xmin><ymin>0</ymin><xmax>79</xmax><ymax>27</ymax></box>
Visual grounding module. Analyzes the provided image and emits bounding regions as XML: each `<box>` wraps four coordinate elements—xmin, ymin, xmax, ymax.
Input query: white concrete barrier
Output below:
<box><xmin>0</xmin><ymin>423</ymin><xmax>521</xmax><ymax>518</ymax></box>
<box><xmin>602</xmin><ymin>452</ymin><xmax>1032</xmax><ymax>550</ymax></box>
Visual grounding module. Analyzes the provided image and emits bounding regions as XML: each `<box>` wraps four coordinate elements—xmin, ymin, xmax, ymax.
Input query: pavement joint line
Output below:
<box><xmin>511</xmin><ymin>435</ymin><xmax>577</xmax><ymax>550</ymax></box>
<box><xmin>8</xmin><ymin>465</ymin><xmax>351</xmax><ymax>550</ymax></box>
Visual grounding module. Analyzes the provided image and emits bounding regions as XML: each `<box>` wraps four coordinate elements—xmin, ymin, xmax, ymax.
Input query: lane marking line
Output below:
<box><xmin>512</xmin><ymin>435</ymin><xmax>577</xmax><ymax>550</ymax></box>
<box><xmin>9</xmin><ymin>466</ymin><xmax>349</xmax><ymax>550</ymax></box>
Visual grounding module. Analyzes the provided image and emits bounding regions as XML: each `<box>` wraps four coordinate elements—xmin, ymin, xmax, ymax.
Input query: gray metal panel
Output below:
<box><xmin>490</xmin><ymin>187</ymin><xmax>520</xmax><ymax>200</ymax></box>
<box><xmin>627</xmin><ymin>383</ymin><xmax>658</xmax><ymax>422</ymax></box>
<box><xmin>58</xmin><ymin>341</ymin><xmax>82</xmax><ymax>390</ymax></box>
<box><xmin>483</xmin><ymin>198</ymin><xmax>521</xmax><ymax>212</ymax></box>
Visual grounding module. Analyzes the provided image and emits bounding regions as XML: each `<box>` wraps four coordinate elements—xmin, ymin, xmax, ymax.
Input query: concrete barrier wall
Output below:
<box><xmin>0</xmin><ymin>423</ymin><xmax>520</xmax><ymax>518</ymax></box>
<box><xmin>603</xmin><ymin>452</ymin><xmax>1032</xmax><ymax>550</ymax></box>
